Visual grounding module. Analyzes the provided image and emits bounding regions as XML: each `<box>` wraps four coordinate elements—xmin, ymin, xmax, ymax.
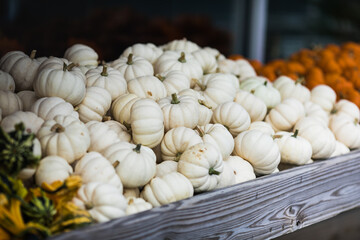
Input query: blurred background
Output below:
<box><xmin>1</xmin><ymin>0</ymin><xmax>360</xmax><ymax>62</ymax></box>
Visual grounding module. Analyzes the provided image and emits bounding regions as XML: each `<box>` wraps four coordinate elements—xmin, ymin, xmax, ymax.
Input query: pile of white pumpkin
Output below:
<box><xmin>1</xmin><ymin>38</ymin><xmax>360</xmax><ymax>224</ymax></box>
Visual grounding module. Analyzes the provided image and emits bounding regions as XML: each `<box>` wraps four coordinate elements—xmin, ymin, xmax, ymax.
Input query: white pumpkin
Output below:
<box><xmin>111</xmin><ymin>93</ymin><xmax>140</xmax><ymax>127</ymax></box>
<box><xmin>273</xmin><ymin>130</ymin><xmax>312</xmax><ymax>165</ymax></box>
<box><xmin>103</xmin><ymin>120</ymin><xmax>131</xmax><ymax>142</ymax></box>
<box><xmin>31</xmin><ymin>97</ymin><xmax>78</xmax><ymax>121</ymax></box>
<box><xmin>73</xmin><ymin>182</ymin><xmax>127</xmax><ymax>223</ymax></box>
<box><xmin>265</xmin><ymin>98</ymin><xmax>305</xmax><ymax>132</ymax></box>
<box><xmin>162</xmin><ymin>38</ymin><xmax>200</xmax><ymax>53</ymax></box>
<box><xmin>17</xmin><ymin>90</ymin><xmax>38</xmax><ymax>111</ymax></box>
<box><xmin>141</xmin><ymin>171</ymin><xmax>194</xmax><ymax>206</ymax></box>
<box><xmin>156</xmin><ymin>160</ymin><xmax>178</xmax><ymax>177</ymax></box>
<box><xmin>158</xmin><ymin>93</ymin><xmax>199</xmax><ymax>131</ymax></box>
<box><xmin>331</xmin><ymin>99</ymin><xmax>360</xmax><ymax>120</ymax></box>
<box><xmin>1</xmin><ymin>111</ymin><xmax>44</xmax><ymax>134</ymax></box>
<box><xmin>203</xmin><ymin>46</ymin><xmax>223</xmax><ymax>60</ymax></box>
<box><xmin>294</xmin><ymin>117</ymin><xmax>336</xmax><ymax>159</ymax></box>
<box><xmin>36</xmin><ymin>56</ymin><xmax>71</xmax><ymax>73</ymax></box>
<box><xmin>273</xmin><ymin>76</ymin><xmax>310</xmax><ymax>103</ymax></box>
<box><xmin>330</xmin><ymin>140</ymin><xmax>350</xmax><ymax>157</ymax></box>
<box><xmin>234</xmin><ymin>130</ymin><xmax>280</xmax><ymax>175</ymax></box>
<box><xmin>310</xmin><ymin>84</ymin><xmax>336</xmax><ymax>112</ymax></box>
<box><xmin>178</xmin><ymin>142</ymin><xmax>224</xmax><ymax>192</ymax></box>
<box><xmin>111</xmin><ymin>54</ymin><xmax>154</xmax><ymax>82</ymax></box>
<box><xmin>0</xmin><ymin>70</ymin><xmax>15</xmax><ymax>92</ymax></box>
<box><xmin>155</xmin><ymin>70</ymin><xmax>190</xmax><ymax>96</ymax></box>
<box><xmin>329</xmin><ymin>113</ymin><xmax>360</xmax><ymax>149</ymax></box>
<box><xmin>35</xmin><ymin>155</ymin><xmax>73</xmax><ymax>186</ymax></box>
<box><xmin>85</xmin><ymin>65</ymin><xmax>127</xmax><ymax>101</ymax></box>
<box><xmin>233</xmin><ymin>59</ymin><xmax>257</xmax><ymax>82</ymax></box>
<box><xmin>64</xmin><ymin>43</ymin><xmax>98</xmax><ymax>67</ymax></box>
<box><xmin>121</xmin><ymin>43</ymin><xmax>163</xmax><ymax>64</ymax></box>
<box><xmin>102</xmin><ymin>142</ymin><xmax>156</xmax><ymax>188</ymax></box>
<box><xmin>77</xmin><ymin>87</ymin><xmax>112</xmax><ymax>123</ymax></box>
<box><xmin>248</xmin><ymin>121</ymin><xmax>275</xmax><ymax>136</ymax></box>
<box><xmin>0</xmin><ymin>90</ymin><xmax>23</xmax><ymax>118</ymax></box>
<box><xmin>37</xmin><ymin>115</ymin><xmax>90</xmax><ymax>163</ymax></box>
<box><xmin>0</xmin><ymin>50</ymin><xmax>43</xmax><ymax>91</ymax></box>
<box><xmin>215</xmin><ymin>160</ymin><xmax>236</xmax><ymax>189</ymax></box>
<box><xmin>130</xmin><ymin>98</ymin><xmax>164</xmax><ymax>148</ymax></box>
<box><xmin>216</xmin><ymin>59</ymin><xmax>237</xmax><ymax>74</ymax></box>
<box><xmin>195</xmin><ymin>124</ymin><xmax>234</xmax><ymax>160</ymax></box>
<box><xmin>240</xmin><ymin>76</ymin><xmax>281</xmax><ymax>109</ymax></box>
<box><xmin>234</xmin><ymin>89</ymin><xmax>267</xmax><ymax>122</ymax></box>
<box><xmin>126</xmin><ymin>197</ymin><xmax>152</xmax><ymax>215</ymax></box>
<box><xmin>192</xmin><ymin>49</ymin><xmax>218</xmax><ymax>74</ymax></box>
<box><xmin>161</xmin><ymin>127</ymin><xmax>203</xmax><ymax>161</ymax></box>
<box><xmin>303</xmin><ymin>101</ymin><xmax>329</xmax><ymax>127</ymax></box>
<box><xmin>34</xmin><ymin>61</ymin><xmax>86</xmax><ymax>106</ymax></box>
<box><xmin>86</xmin><ymin>121</ymin><xmax>120</xmax><ymax>153</ymax></box>
<box><xmin>194</xmin><ymin>73</ymin><xmax>238</xmax><ymax>109</ymax></box>
<box><xmin>74</xmin><ymin>152</ymin><xmax>123</xmax><ymax>191</ymax></box>
<box><xmin>127</xmin><ymin>75</ymin><xmax>167</xmax><ymax>101</ymax></box>
<box><xmin>225</xmin><ymin>156</ymin><xmax>256</xmax><ymax>184</ymax></box>
<box><xmin>212</xmin><ymin>101</ymin><xmax>251</xmax><ymax>136</ymax></box>
<box><xmin>154</xmin><ymin>51</ymin><xmax>203</xmax><ymax>88</ymax></box>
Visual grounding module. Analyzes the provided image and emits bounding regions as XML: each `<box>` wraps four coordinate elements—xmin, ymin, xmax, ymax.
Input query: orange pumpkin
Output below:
<box><xmin>305</xmin><ymin>67</ymin><xmax>325</xmax><ymax>89</ymax></box>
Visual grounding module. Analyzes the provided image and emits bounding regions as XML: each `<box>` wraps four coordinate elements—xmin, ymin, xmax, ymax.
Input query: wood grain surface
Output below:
<box><xmin>50</xmin><ymin>150</ymin><xmax>360</xmax><ymax>240</ymax></box>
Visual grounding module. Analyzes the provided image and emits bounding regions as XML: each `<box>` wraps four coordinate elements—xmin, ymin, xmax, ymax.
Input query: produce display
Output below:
<box><xmin>1</xmin><ymin>39</ymin><xmax>360</xmax><ymax>239</ymax></box>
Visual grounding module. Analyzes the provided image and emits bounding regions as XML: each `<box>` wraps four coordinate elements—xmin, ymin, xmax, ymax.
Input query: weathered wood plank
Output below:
<box><xmin>50</xmin><ymin>150</ymin><xmax>360</xmax><ymax>240</ymax></box>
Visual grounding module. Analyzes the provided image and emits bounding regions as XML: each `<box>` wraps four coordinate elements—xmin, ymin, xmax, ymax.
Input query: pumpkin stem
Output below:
<box><xmin>127</xmin><ymin>54</ymin><xmax>133</xmax><ymax>65</ymax></box>
<box><xmin>63</xmin><ymin>63</ymin><xmax>76</xmax><ymax>71</ymax></box>
<box><xmin>112</xmin><ymin>161</ymin><xmax>120</xmax><ymax>168</ymax></box>
<box><xmin>272</xmin><ymin>134</ymin><xmax>283</xmax><ymax>139</ymax></box>
<box><xmin>263</xmin><ymin>81</ymin><xmax>268</xmax><ymax>86</ymax></box>
<box><xmin>209</xmin><ymin>167</ymin><xmax>220</xmax><ymax>175</ymax></box>
<box><xmin>330</xmin><ymin>108</ymin><xmax>338</xmax><ymax>114</ymax></box>
<box><xmin>30</xmin><ymin>50</ymin><xmax>37</xmax><ymax>59</ymax></box>
<box><xmin>354</xmin><ymin>118</ymin><xmax>359</xmax><ymax>125</ymax></box>
<box><xmin>171</xmin><ymin>93</ymin><xmax>180</xmax><ymax>104</ymax></box>
<box><xmin>175</xmin><ymin>152</ymin><xmax>182</xmax><ymax>161</ymax></box>
<box><xmin>133</xmin><ymin>144</ymin><xmax>142</xmax><ymax>153</ymax></box>
<box><xmin>155</xmin><ymin>74</ymin><xmax>166</xmax><ymax>82</ymax></box>
<box><xmin>195</xmin><ymin>126</ymin><xmax>204</xmax><ymax>137</ymax></box>
<box><xmin>178</xmin><ymin>52</ymin><xmax>186</xmax><ymax>63</ymax></box>
<box><xmin>101</xmin><ymin>65</ymin><xmax>108</xmax><ymax>77</ymax></box>
<box><xmin>195</xmin><ymin>80</ymin><xmax>206</xmax><ymax>91</ymax></box>
<box><xmin>250</xmin><ymin>89</ymin><xmax>255</xmax><ymax>94</ymax></box>
<box><xmin>198</xmin><ymin>99</ymin><xmax>212</xmax><ymax>109</ymax></box>
<box><xmin>50</xmin><ymin>123</ymin><xmax>65</xmax><ymax>133</ymax></box>
<box><xmin>295</xmin><ymin>77</ymin><xmax>305</xmax><ymax>85</ymax></box>
<box><xmin>85</xmin><ymin>202</ymin><xmax>93</xmax><ymax>210</ymax></box>
<box><xmin>102</xmin><ymin>116</ymin><xmax>111</xmax><ymax>122</ymax></box>
<box><xmin>292</xmin><ymin>129</ymin><xmax>299</xmax><ymax>138</ymax></box>
<box><xmin>123</xmin><ymin>121</ymin><xmax>131</xmax><ymax>131</ymax></box>
<box><xmin>215</xmin><ymin>67</ymin><xmax>220</xmax><ymax>73</ymax></box>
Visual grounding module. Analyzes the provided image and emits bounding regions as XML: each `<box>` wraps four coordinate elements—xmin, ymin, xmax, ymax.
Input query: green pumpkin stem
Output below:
<box><xmin>355</xmin><ymin>118</ymin><xmax>359</xmax><ymax>125</ymax></box>
<box><xmin>123</xmin><ymin>121</ymin><xmax>131</xmax><ymax>131</ymax></box>
<box><xmin>50</xmin><ymin>124</ymin><xmax>65</xmax><ymax>133</ymax></box>
<box><xmin>292</xmin><ymin>129</ymin><xmax>299</xmax><ymax>138</ymax></box>
<box><xmin>127</xmin><ymin>54</ymin><xmax>133</xmax><ymax>65</ymax></box>
<box><xmin>264</xmin><ymin>81</ymin><xmax>268</xmax><ymax>86</ymax></box>
<box><xmin>295</xmin><ymin>77</ymin><xmax>304</xmax><ymax>85</ymax></box>
<box><xmin>155</xmin><ymin>74</ymin><xmax>165</xmax><ymax>82</ymax></box>
<box><xmin>195</xmin><ymin>126</ymin><xmax>204</xmax><ymax>137</ymax></box>
<box><xmin>112</xmin><ymin>161</ymin><xmax>120</xmax><ymax>168</ymax></box>
<box><xmin>30</xmin><ymin>50</ymin><xmax>37</xmax><ymax>59</ymax></box>
<box><xmin>171</xmin><ymin>93</ymin><xmax>180</xmax><ymax>104</ymax></box>
<box><xmin>175</xmin><ymin>152</ymin><xmax>182</xmax><ymax>161</ymax></box>
<box><xmin>178</xmin><ymin>52</ymin><xmax>186</xmax><ymax>63</ymax></box>
<box><xmin>85</xmin><ymin>202</ymin><xmax>94</xmax><ymax>210</ymax></box>
<box><xmin>101</xmin><ymin>65</ymin><xmax>108</xmax><ymax>77</ymax></box>
<box><xmin>209</xmin><ymin>167</ymin><xmax>220</xmax><ymax>175</ymax></box>
<box><xmin>63</xmin><ymin>62</ymin><xmax>76</xmax><ymax>71</ymax></box>
<box><xmin>133</xmin><ymin>144</ymin><xmax>142</xmax><ymax>153</ymax></box>
<box><xmin>198</xmin><ymin>99</ymin><xmax>212</xmax><ymax>109</ymax></box>
<box><xmin>102</xmin><ymin>116</ymin><xmax>111</xmax><ymax>122</ymax></box>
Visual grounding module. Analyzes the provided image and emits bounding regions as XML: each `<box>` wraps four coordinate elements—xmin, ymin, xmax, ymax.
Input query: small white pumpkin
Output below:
<box><xmin>37</xmin><ymin>115</ymin><xmax>90</xmax><ymax>163</ymax></box>
<box><xmin>225</xmin><ymin>156</ymin><xmax>256</xmax><ymax>184</ymax></box>
<box><xmin>331</xmin><ymin>99</ymin><xmax>360</xmax><ymax>121</ymax></box>
<box><xmin>273</xmin><ymin>76</ymin><xmax>310</xmax><ymax>103</ymax></box>
<box><xmin>127</xmin><ymin>75</ymin><xmax>167</xmax><ymax>101</ymax></box>
<box><xmin>233</xmin><ymin>59</ymin><xmax>257</xmax><ymax>82</ymax></box>
<box><xmin>17</xmin><ymin>90</ymin><xmax>38</xmax><ymax>111</ymax></box>
<box><xmin>111</xmin><ymin>93</ymin><xmax>140</xmax><ymax>127</ymax></box>
<box><xmin>273</xmin><ymin>130</ymin><xmax>312</xmax><ymax>165</ymax></box>
<box><xmin>265</xmin><ymin>98</ymin><xmax>305</xmax><ymax>132</ymax></box>
<box><xmin>85</xmin><ymin>65</ymin><xmax>127</xmax><ymax>101</ymax></box>
<box><xmin>0</xmin><ymin>70</ymin><xmax>15</xmax><ymax>92</ymax></box>
<box><xmin>310</xmin><ymin>84</ymin><xmax>336</xmax><ymax>112</ymax></box>
<box><xmin>156</xmin><ymin>160</ymin><xmax>178</xmax><ymax>177</ymax></box>
<box><xmin>158</xmin><ymin>93</ymin><xmax>199</xmax><ymax>131</ymax></box>
<box><xmin>64</xmin><ymin>43</ymin><xmax>98</xmax><ymax>67</ymax></box>
<box><xmin>303</xmin><ymin>101</ymin><xmax>329</xmax><ymax>127</ymax></box>
<box><xmin>212</xmin><ymin>101</ymin><xmax>251</xmax><ymax>136</ymax></box>
<box><xmin>31</xmin><ymin>97</ymin><xmax>78</xmax><ymax>121</ymax></box>
<box><xmin>215</xmin><ymin>160</ymin><xmax>236</xmax><ymax>189</ymax></box>
<box><xmin>162</xmin><ymin>38</ymin><xmax>200</xmax><ymax>53</ymax></box>
<box><xmin>248</xmin><ymin>121</ymin><xmax>275</xmax><ymax>136</ymax></box>
<box><xmin>330</xmin><ymin>140</ymin><xmax>350</xmax><ymax>157</ymax></box>
<box><xmin>86</xmin><ymin>121</ymin><xmax>120</xmax><ymax>153</ymax></box>
<box><xmin>126</xmin><ymin>197</ymin><xmax>152</xmax><ymax>215</ymax></box>
<box><xmin>161</xmin><ymin>127</ymin><xmax>203</xmax><ymax>161</ymax></box>
<box><xmin>74</xmin><ymin>152</ymin><xmax>123</xmax><ymax>191</ymax></box>
<box><xmin>130</xmin><ymin>98</ymin><xmax>164</xmax><ymax>148</ymax></box>
<box><xmin>178</xmin><ymin>142</ymin><xmax>224</xmax><ymax>192</ymax></box>
<box><xmin>234</xmin><ymin>89</ymin><xmax>267</xmax><ymax>122</ymax></box>
<box><xmin>121</xmin><ymin>43</ymin><xmax>163</xmax><ymax>64</ymax></box>
<box><xmin>35</xmin><ymin>155</ymin><xmax>73</xmax><ymax>186</ymax></box>
<box><xmin>141</xmin><ymin>171</ymin><xmax>194</xmax><ymax>206</ymax></box>
<box><xmin>0</xmin><ymin>90</ymin><xmax>23</xmax><ymax>118</ymax></box>
<box><xmin>73</xmin><ymin>182</ymin><xmax>127</xmax><ymax>223</ymax></box>
<box><xmin>111</xmin><ymin>54</ymin><xmax>154</xmax><ymax>82</ymax></box>
<box><xmin>329</xmin><ymin>113</ymin><xmax>360</xmax><ymax>149</ymax></box>
<box><xmin>195</xmin><ymin>124</ymin><xmax>234</xmax><ymax>160</ymax></box>
<box><xmin>102</xmin><ymin>142</ymin><xmax>156</xmax><ymax>188</ymax></box>
<box><xmin>234</xmin><ymin>130</ymin><xmax>280</xmax><ymax>175</ymax></box>
<box><xmin>103</xmin><ymin>120</ymin><xmax>131</xmax><ymax>142</ymax></box>
<box><xmin>77</xmin><ymin>87</ymin><xmax>112</xmax><ymax>123</ymax></box>
<box><xmin>192</xmin><ymin>49</ymin><xmax>218</xmax><ymax>74</ymax></box>
<box><xmin>1</xmin><ymin>111</ymin><xmax>44</xmax><ymax>134</ymax></box>
<box><xmin>155</xmin><ymin>70</ymin><xmax>190</xmax><ymax>96</ymax></box>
